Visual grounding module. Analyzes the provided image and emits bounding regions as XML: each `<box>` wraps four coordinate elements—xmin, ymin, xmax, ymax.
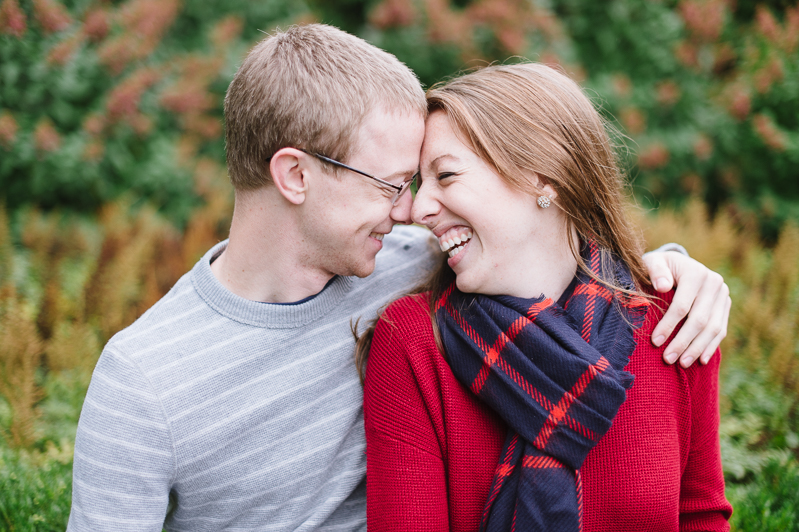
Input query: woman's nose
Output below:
<box><xmin>410</xmin><ymin>182</ymin><xmax>439</xmax><ymax>227</ymax></box>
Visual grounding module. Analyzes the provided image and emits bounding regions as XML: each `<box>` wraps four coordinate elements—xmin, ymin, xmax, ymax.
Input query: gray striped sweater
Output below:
<box><xmin>68</xmin><ymin>225</ymin><xmax>438</xmax><ymax>532</ymax></box>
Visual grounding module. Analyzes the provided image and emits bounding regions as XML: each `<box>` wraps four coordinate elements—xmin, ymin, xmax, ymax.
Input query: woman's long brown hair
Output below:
<box><xmin>355</xmin><ymin>62</ymin><xmax>650</xmax><ymax>384</ymax></box>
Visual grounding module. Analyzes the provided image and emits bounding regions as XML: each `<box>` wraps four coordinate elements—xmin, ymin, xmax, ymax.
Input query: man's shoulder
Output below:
<box><xmin>373</xmin><ymin>225</ymin><xmax>438</xmax><ymax>275</ymax></box>
<box><xmin>382</xmin><ymin>224</ymin><xmax>435</xmax><ymax>249</ymax></box>
<box><xmin>104</xmin><ymin>271</ymin><xmax>213</xmax><ymax>365</ymax></box>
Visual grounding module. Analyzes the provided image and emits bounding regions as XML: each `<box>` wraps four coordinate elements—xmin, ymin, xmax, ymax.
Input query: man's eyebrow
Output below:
<box><xmin>381</xmin><ymin>169</ymin><xmax>418</xmax><ymax>183</ymax></box>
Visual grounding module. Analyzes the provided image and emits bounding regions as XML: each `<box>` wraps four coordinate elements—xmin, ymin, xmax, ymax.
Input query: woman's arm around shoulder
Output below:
<box><xmin>363</xmin><ymin>294</ymin><xmax>450</xmax><ymax>532</ymax></box>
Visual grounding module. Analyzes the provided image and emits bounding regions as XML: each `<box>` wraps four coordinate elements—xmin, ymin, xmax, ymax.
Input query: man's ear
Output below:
<box><xmin>270</xmin><ymin>148</ymin><xmax>310</xmax><ymax>205</ymax></box>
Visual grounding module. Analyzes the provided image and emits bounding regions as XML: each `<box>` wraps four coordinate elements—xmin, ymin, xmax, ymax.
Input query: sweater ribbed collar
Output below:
<box><xmin>191</xmin><ymin>240</ymin><xmax>354</xmax><ymax>329</ymax></box>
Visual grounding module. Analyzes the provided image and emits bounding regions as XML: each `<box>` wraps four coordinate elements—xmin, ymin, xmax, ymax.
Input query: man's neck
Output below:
<box><xmin>210</xmin><ymin>192</ymin><xmax>334</xmax><ymax>304</ymax></box>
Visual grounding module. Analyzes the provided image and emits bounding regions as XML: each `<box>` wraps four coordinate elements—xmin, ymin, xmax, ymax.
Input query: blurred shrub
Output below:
<box><xmin>0</xmin><ymin>0</ymin><xmax>304</xmax><ymax>224</ymax></box>
<box><xmin>0</xmin><ymin>441</ymin><xmax>73</xmax><ymax>531</ymax></box>
<box><xmin>318</xmin><ymin>0</ymin><xmax>798</xmax><ymax>238</ymax></box>
<box><xmin>3</xmin><ymin>0</ymin><xmax>797</xmax><ymax>235</ymax></box>
<box><xmin>728</xmin><ymin>457</ymin><xmax>799</xmax><ymax>532</ymax></box>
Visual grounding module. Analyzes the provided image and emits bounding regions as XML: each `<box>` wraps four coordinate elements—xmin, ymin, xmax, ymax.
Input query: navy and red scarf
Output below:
<box><xmin>436</xmin><ymin>241</ymin><xmax>648</xmax><ymax>532</ymax></box>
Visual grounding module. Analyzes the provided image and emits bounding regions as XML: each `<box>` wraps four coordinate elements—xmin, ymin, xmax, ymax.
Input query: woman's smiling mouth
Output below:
<box><xmin>437</xmin><ymin>227</ymin><xmax>473</xmax><ymax>258</ymax></box>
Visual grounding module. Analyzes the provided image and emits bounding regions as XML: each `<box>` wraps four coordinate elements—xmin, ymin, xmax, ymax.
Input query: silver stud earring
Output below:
<box><xmin>537</xmin><ymin>195</ymin><xmax>551</xmax><ymax>209</ymax></box>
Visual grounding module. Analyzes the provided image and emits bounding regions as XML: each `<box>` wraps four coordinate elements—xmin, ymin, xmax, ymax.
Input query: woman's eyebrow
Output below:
<box><xmin>426</xmin><ymin>154</ymin><xmax>460</xmax><ymax>170</ymax></box>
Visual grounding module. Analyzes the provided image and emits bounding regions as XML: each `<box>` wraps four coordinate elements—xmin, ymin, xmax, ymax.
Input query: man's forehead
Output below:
<box><xmin>350</xmin><ymin>109</ymin><xmax>426</xmax><ymax>178</ymax></box>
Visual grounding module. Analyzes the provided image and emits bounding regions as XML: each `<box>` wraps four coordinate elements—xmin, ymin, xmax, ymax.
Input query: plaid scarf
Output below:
<box><xmin>436</xmin><ymin>241</ymin><xmax>648</xmax><ymax>532</ymax></box>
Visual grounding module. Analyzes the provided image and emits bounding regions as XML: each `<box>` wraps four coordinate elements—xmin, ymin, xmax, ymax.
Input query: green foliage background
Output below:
<box><xmin>0</xmin><ymin>0</ymin><xmax>798</xmax><ymax>529</ymax></box>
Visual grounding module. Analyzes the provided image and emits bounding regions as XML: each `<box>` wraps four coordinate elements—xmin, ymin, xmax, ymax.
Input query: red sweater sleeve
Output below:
<box><xmin>639</xmin><ymin>289</ymin><xmax>732</xmax><ymax>531</ymax></box>
<box><xmin>679</xmin><ymin>343</ymin><xmax>732</xmax><ymax>530</ymax></box>
<box><xmin>363</xmin><ymin>296</ymin><xmax>450</xmax><ymax>531</ymax></box>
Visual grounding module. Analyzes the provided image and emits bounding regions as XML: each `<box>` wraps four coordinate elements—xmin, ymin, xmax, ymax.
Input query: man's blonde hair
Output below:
<box><xmin>224</xmin><ymin>24</ymin><xmax>427</xmax><ymax>190</ymax></box>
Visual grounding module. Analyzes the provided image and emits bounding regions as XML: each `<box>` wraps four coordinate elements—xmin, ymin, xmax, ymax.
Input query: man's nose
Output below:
<box><xmin>390</xmin><ymin>188</ymin><xmax>414</xmax><ymax>225</ymax></box>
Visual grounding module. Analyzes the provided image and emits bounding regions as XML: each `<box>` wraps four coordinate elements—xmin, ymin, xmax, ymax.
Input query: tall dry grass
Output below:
<box><xmin>642</xmin><ymin>199</ymin><xmax>799</xmax><ymax>402</ymax></box>
<box><xmin>0</xmin><ymin>162</ymin><xmax>231</xmax><ymax>448</ymax></box>
<box><xmin>0</xmin><ymin>288</ymin><xmax>43</xmax><ymax>448</ymax></box>
<box><xmin>0</xmin><ymin>192</ymin><xmax>796</xmax><ymax>452</ymax></box>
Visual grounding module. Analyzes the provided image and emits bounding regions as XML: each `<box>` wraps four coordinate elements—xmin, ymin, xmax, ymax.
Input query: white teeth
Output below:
<box><xmin>370</xmin><ymin>232</ymin><xmax>384</xmax><ymax>241</ymax></box>
<box><xmin>439</xmin><ymin>230</ymin><xmax>472</xmax><ymax>254</ymax></box>
<box><xmin>448</xmin><ymin>244</ymin><xmax>465</xmax><ymax>258</ymax></box>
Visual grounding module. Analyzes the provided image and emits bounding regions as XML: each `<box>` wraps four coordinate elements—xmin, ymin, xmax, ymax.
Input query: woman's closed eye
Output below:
<box><xmin>437</xmin><ymin>171</ymin><xmax>456</xmax><ymax>181</ymax></box>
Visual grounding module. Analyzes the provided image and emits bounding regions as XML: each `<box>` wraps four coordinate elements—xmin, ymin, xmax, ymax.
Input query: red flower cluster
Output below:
<box><xmin>106</xmin><ymin>67</ymin><xmax>162</xmax><ymax>136</ymax></box>
<box><xmin>681</xmin><ymin>172</ymin><xmax>703</xmax><ymax>193</ymax></box>
<box><xmin>47</xmin><ymin>33</ymin><xmax>82</xmax><ymax>65</ymax></box>
<box><xmin>83</xmin><ymin>113</ymin><xmax>106</xmax><ymax>136</ymax></box>
<box><xmin>210</xmin><ymin>16</ymin><xmax>243</xmax><ymax>49</ymax></box>
<box><xmin>725</xmin><ymin>84</ymin><xmax>751</xmax><ymax>121</ymax></box>
<box><xmin>422</xmin><ymin>0</ymin><xmax>563</xmax><ymax>59</ymax></box>
<box><xmin>620</xmin><ymin>107</ymin><xmax>646</xmax><ymax>135</ymax></box>
<box><xmin>693</xmin><ymin>134</ymin><xmax>713</xmax><ymax>161</ymax></box>
<box><xmin>83</xmin><ymin>140</ymin><xmax>105</xmax><ymax>162</ymax></box>
<box><xmin>611</xmin><ymin>74</ymin><xmax>632</xmax><ymax>98</ymax></box>
<box><xmin>656</xmin><ymin>80</ymin><xmax>681</xmax><ymax>107</ymax></box>
<box><xmin>754</xmin><ymin>55</ymin><xmax>784</xmax><ymax>94</ymax></box>
<box><xmin>674</xmin><ymin>41</ymin><xmax>699</xmax><ymax>70</ymax></box>
<box><xmin>638</xmin><ymin>142</ymin><xmax>670</xmax><ymax>170</ymax></box>
<box><xmin>98</xmin><ymin>0</ymin><xmax>180</xmax><ymax>75</ymax></box>
<box><xmin>82</xmin><ymin>8</ymin><xmax>110</xmax><ymax>42</ymax></box>
<box><xmin>33</xmin><ymin>118</ymin><xmax>61</xmax><ymax>153</ymax></box>
<box><xmin>0</xmin><ymin>111</ymin><xmax>18</xmax><ymax>148</ymax></box>
<box><xmin>752</xmin><ymin>114</ymin><xmax>787</xmax><ymax>152</ymax></box>
<box><xmin>756</xmin><ymin>5</ymin><xmax>799</xmax><ymax>53</ymax></box>
<box><xmin>159</xmin><ymin>56</ymin><xmax>223</xmax><ymax>140</ymax></box>
<box><xmin>370</xmin><ymin>0</ymin><xmax>416</xmax><ymax>30</ymax></box>
<box><xmin>33</xmin><ymin>0</ymin><xmax>72</xmax><ymax>34</ymax></box>
<box><xmin>679</xmin><ymin>0</ymin><xmax>728</xmax><ymax>42</ymax></box>
<box><xmin>0</xmin><ymin>0</ymin><xmax>26</xmax><ymax>37</ymax></box>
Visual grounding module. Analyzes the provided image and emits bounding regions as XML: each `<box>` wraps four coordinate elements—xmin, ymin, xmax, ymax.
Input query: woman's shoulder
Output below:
<box><xmin>378</xmin><ymin>292</ymin><xmax>434</xmax><ymax>332</ymax></box>
<box><xmin>371</xmin><ymin>292</ymin><xmax>443</xmax><ymax>370</ymax></box>
<box><xmin>638</xmin><ymin>285</ymin><xmax>674</xmax><ymax>336</ymax></box>
<box><xmin>632</xmin><ymin>286</ymin><xmax>721</xmax><ymax>382</ymax></box>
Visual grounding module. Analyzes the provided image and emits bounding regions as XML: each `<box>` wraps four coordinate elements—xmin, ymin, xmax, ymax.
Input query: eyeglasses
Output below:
<box><xmin>298</xmin><ymin>149</ymin><xmax>416</xmax><ymax>205</ymax></box>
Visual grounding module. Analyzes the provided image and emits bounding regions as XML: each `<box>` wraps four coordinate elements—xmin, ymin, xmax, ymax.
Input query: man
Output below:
<box><xmin>68</xmin><ymin>24</ymin><xmax>730</xmax><ymax>531</ymax></box>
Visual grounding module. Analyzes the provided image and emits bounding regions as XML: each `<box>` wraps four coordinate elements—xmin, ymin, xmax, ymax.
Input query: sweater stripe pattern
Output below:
<box><xmin>435</xmin><ymin>241</ymin><xmax>648</xmax><ymax>532</ymax></box>
<box><xmin>68</xmin><ymin>226</ymin><xmax>437</xmax><ymax>532</ymax></box>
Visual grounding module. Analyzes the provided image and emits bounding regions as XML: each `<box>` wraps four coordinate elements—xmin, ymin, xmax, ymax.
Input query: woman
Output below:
<box><xmin>361</xmin><ymin>63</ymin><xmax>732</xmax><ymax>531</ymax></box>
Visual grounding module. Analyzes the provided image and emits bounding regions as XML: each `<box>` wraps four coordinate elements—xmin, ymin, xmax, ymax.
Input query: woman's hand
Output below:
<box><xmin>643</xmin><ymin>251</ymin><xmax>731</xmax><ymax>368</ymax></box>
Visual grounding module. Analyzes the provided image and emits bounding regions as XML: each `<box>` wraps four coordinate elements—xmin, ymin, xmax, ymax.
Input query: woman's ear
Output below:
<box><xmin>532</xmin><ymin>172</ymin><xmax>557</xmax><ymax>201</ymax></box>
<box><xmin>270</xmin><ymin>148</ymin><xmax>310</xmax><ymax>205</ymax></box>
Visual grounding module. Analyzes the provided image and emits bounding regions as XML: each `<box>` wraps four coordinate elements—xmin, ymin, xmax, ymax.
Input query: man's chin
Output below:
<box><xmin>346</xmin><ymin>255</ymin><xmax>377</xmax><ymax>278</ymax></box>
<box><xmin>351</xmin><ymin>262</ymin><xmax>376</xmax><ymax>278</ymax></box>
<box><xmin>326</xmin><ymin>257</ymin><xmax>377</xmax><ymax>279</ymax></box>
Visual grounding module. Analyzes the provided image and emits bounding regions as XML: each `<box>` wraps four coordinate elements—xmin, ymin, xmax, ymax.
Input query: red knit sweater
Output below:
<box><xmin>363</xmin><ymin>289</ymin><xmax>732</xmax><ymax>531</ymax></box>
